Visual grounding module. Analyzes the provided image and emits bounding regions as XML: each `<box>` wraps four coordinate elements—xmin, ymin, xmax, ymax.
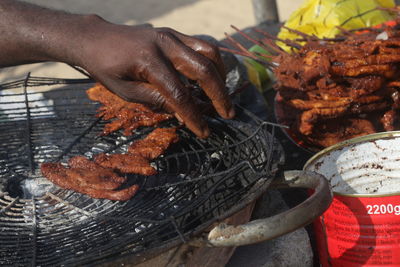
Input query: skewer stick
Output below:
<box><xmin>377</xmin><ymin>6</ymin><xmax>400</xmax><ymax>14</ymax></box>
<box><xmin>294</xmin><ymin>37</ymin><xmax>345</xmax><ymax>42</ymax></box>
<box><xmin>252</xmin><ymin>51</ymin><xmax>274</xmax><ymax>60</ymax></box>
<box><xmin>219</xmin><ymin>47</ymin><xmax>275</xmax><ymax>69</ymax></box>
<box><xmin>223</xmin><ymin>34</ymin><xmax>274</xmax><ymax>60</ymax></box>
<box><xmin>254</xmin><ymin>27</ymin><xmax>305</xmax><ymax>50</ymax></box>
<box><xmin>223</xmin><ymin>33</ymin><xmax>275</xmax><ymax>68</ymax></box>
<box><xmin>224</xmin><ymin>33</ymin><xmax>253</xmax><ymax>54</ymax></box>
<box><xmin>347</xmin><ymin>26</ymin><xmax>381</xmax><ymax>33</ymax></box>
<box><xmin>253</xmin><ymin>27</ymin><xmax>302</xmax><ymax>49</ymax></box>
<box><xmin>219</xmin><ymin>46</ymin><xmax>256</xmax><ymax>59</ymax></box>
<box><xmin>281</xmin><ymin>26</ymin><xmax>318</xmax><ymax>40</ymax></box>
<box><xmin>252</xmin><ymin>28</ymin><xmax>292</xmax><ymax>52</ymax></box>
<box><xmin>230</xmin><ymin>25</ymin><xmax>284</xmax><ymax>55</ymax></box>
<box><xmin>336</xmin><ymin>26</ymin><xmax>353</xmax><ymax>35</ymax></box>
<box><xmin>275</xmin><ymin>37</ymin><xmax>302</xmax><ymax>50</ymax></box>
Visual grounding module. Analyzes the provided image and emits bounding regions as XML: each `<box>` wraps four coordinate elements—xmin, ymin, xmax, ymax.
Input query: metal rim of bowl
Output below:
<box><xmin>303</xmin><ymin>131</ymin><xmax>400</xmax><ymax>198</ymax></box>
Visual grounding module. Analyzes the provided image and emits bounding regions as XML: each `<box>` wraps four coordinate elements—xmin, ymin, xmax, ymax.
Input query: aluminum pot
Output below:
<box><xmin>305</xmin><ymin>131</ymin><xmax>400</xmax><ymax>266</ymax></box>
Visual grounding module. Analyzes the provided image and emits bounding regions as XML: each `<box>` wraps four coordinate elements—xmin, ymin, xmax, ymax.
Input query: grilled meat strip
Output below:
<box><xmin>87</xmin><ymin>84</ymin><xmax>173</xmax><ymax>136</ymax></box>
<box><xmin>94</xmin><ymin>153</ymin><xmax>157</xmax><ymax>176</ymax></box>
<box><xmin>41</xmin><ymin>127</ymin><xmax>179</xmax><ymax>200</ymax></box>
<box><xmin>41</xmin><ymin>163</ymin><xmax>139</xmax><ymax>201</ymax></box>
<box><xmin>128</xmin><ymin>127</ymin><xmax>179</xmax><ymax>159</ymax></box>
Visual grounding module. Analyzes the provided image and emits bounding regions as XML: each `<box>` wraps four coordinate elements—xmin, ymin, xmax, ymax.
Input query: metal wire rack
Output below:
<box><xmin>0</xmin><ymin>75</ymin><xmax>283</xmax><ymax>266</ymax></box>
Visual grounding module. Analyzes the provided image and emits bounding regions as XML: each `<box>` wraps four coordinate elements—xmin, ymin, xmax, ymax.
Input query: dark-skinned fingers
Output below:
<box><xmin>159</xmin><ymin>37</ymin><xmax>234</xmax><ymax>120</ymax></box>
<box><xmin>168</xmin><ymin>94</ymin><xmax>210</xmax><ymax>138</ymax></box>
<box><xmin>179</xmin><ymin>35</ymin><xmax>226</xmax><ymax>80</ymax></box>
<box><xmin>143</xmin><ymin>58</ymin><xmax>210</xmax><ymax>138</ymax></box>
<box><xmin>100</xmin><ymin>79</ymin><xmax>171</xmax><ymax>112</ymax></box>
<box><xmin>92</xmin><ymin>80</ymin><xmax>212</xmax><ymax>138</ymax></box>
<box><xmin>158</xmin><ymin>27</ymin><xmax>226</xmax><ymax>80</ymax></box>
<box><xmin>190</xmin><ymin>85</ymin><xmax>209</xmax><ymax>101</ymax></box>
<box><xmin>193</xmin><ymin>98</ymin><xmax>216</xmax><ymax>116</ymax></box>
<box><xmin>189</xmin><ymin>87</ymin><xmax>216</xmax><ymax>114</ymax></box>
<box><xmin>173</xmin><ymin>99</ymin><xmax>212</xmax><ymax>123</ymax></box>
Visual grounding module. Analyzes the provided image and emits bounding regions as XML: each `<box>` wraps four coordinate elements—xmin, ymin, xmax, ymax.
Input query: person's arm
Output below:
<box><xmin>0</xmin><ymin>0</ymin><xmax>90</xmax><ymax>67</ymax></box>
<box><xmin>0</xmin><ymin>0</ymin><xmax>234</xmax><ymax>138</ymax></box>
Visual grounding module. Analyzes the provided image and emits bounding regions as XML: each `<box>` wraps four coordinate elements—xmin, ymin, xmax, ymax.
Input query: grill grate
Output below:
<box><xmin>0</xmin><ymin>75</ymin><xmax>283</xmax><ymax>266</ymax></box>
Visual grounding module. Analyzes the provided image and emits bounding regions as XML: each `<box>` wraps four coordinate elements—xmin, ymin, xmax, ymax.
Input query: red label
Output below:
<box><xmin>315</xmin><ymin>195</ymin><xmax>400</xmax><ymax>266</ymax></box>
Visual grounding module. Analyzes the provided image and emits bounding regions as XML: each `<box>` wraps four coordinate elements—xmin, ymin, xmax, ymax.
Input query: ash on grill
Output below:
<box><xmin>0</xmin><ymin>75</ymin><xmax>282</xmax><ymax>266</ymax></box>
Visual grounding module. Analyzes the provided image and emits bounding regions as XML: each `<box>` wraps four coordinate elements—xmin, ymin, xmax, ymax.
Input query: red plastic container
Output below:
<box><xmin>305</xmin><ymin>132</ymin><xmax>400</xmax><ymax>266</ymax></box>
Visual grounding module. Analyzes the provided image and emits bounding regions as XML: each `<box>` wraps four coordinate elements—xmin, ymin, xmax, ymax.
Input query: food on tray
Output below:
<box><xmin>41</xmin><ymin>83</ymin><xmax>180</xmax><ymax>201</ymax></box>
<box><xmin>41</xmin><ymin>127</ymin><xmax>178</xmax><ymax>200</ymax></box>
<box><xmin>94</xmin><ymin>153</ymin><xmax>157</xmax><ymax>175</ymax></box>
<box><xmin>41</xmin><ymin>162</ymin><xmax>139</xmax><ymax>201</ymax></box>
<box><xmin>225</xmin><ymin>17</ymin><xmax>400</xmax><ymax>149</ymax></box>
<box><xmin>87</xmin><ymin>84</ymin><xmax>173</xmax><ymax>136</ymax></box>
<box><xmin>274</xmin><ymin>25</ymin><xmax>400</xmax><ymax>148</ymax></box>
<box><xmin>68</xmin><ymin>156</ymin><xmax>127</xmax><ymax>189</ymax></box>
<box><xmin>128</xmin><ymin>127</ymin><xmax>179</xmax><ymax>159</ymax></box>
<box><xmin>94</xmin><ymin>127</ymin><xmax>179</xmax><ymax>175</ymax></box>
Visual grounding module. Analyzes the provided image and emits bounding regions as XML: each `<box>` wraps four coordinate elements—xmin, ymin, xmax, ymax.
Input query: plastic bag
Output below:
<box><xmin>277</xmin><ymin>0</ymin><xmax>396</xmax><ymax>51</ymax></box>
<box><xmin>242</xmin><ymin>45</ymin><xmax>273</xmax><ymax>91</ymax></box>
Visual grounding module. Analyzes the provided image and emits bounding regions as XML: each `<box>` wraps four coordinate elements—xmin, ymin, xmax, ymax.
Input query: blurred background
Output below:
<box><xmin>22</xmin><ymin>0</ymin><xmax>300</xmax><ymax>39</ymax></box>
<box><xmin>0</xmin><ymin>0</ymin><xmax>301</xmax><ymax>81</ymax></box>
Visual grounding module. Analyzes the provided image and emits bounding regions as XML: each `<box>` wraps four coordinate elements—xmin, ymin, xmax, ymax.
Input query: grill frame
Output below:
<box><xmin>0</xmin><ymin>75</ymin><xmax>284</xmax><ymax>266</ymax></box>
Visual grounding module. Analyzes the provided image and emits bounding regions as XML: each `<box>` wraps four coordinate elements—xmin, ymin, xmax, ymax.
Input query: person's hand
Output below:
<box><xmin>76</xmin><ymin>19</ymin><xmax>235</xmax><ymax>138</ymax></box>
<box><xmin>0</xmin><ymin>0</ymin><xmax>234</xmax><ymax>138</ymax></box>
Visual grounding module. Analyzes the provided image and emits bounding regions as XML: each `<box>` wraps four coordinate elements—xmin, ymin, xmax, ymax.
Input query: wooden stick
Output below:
<box><xmin>230</xmin><ymin>25</ymin><xmax>284</xmax><ymax>55</ymax></box>
<box><xmin>252</xmin><ymin>51</ymin><xmax>274</xmax><ymax>60</ymax></box>
<box><xmin>219</xmin><ymin>46</ymin><xmax>256</xmax><ymax>59</ymax></box>
<box><xmin>336</xmin><ymin>26</ymin><xmax>353</xmax><ymax>36</ymax></box>
<box><xmin>252</xmin><ymin>28</ymin><xmax>287</xmax><ymax>53</ymax></box>
<box><xmin>377</xmin><ymin>6</ymin><xmax>400</xmax><ymax>14</ymax></box>
<box><xmin>294</xmin><ymin>37</ymin><xmax>345</xmax><ymax>42</ymax></box>
<box><xmin>253</xmin><ymin>27</ymin><xmax>303</xmax><ymax>51</ymax></box>
<box><xmin>223</xmin><ymin>34</ymin><xmax>274</xmax><ymax>60</ymax></box>
<box><xmin>224</xmin><ymin>33</ymin><xmax>252</xmax><ymax>54</ymax></box>
<box><xmin>219</xmin><ymin>47</ymin><xmax>275</xmax><ymax>69</ymax></box>
<box><xmin>347</xmin><ymin>26</ymin><xmax>381</xmax><ymax>33</ymax></box>
<box><xmin>275</xmin><ymin>37</ymin><xmax>302</xmax><ymax>50</ymax></box>
<box><xmin>281</xmin><ymin>26</ymin><xmax>317</xmax><ymax>40</ymax></box>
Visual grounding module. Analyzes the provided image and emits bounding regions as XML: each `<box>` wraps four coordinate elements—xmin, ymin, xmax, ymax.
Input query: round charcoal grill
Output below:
<box><xmin>0</xmin><ymin>75</ymin><xmax>284</xmax><ymax>266</ymax></box>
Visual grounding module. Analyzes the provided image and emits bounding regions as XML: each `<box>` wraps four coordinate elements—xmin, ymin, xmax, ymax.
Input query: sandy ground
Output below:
<box><xmin>0</xmin><ymin>0</ymin><xmax>301</xmax><ymax>82</ymax></box>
